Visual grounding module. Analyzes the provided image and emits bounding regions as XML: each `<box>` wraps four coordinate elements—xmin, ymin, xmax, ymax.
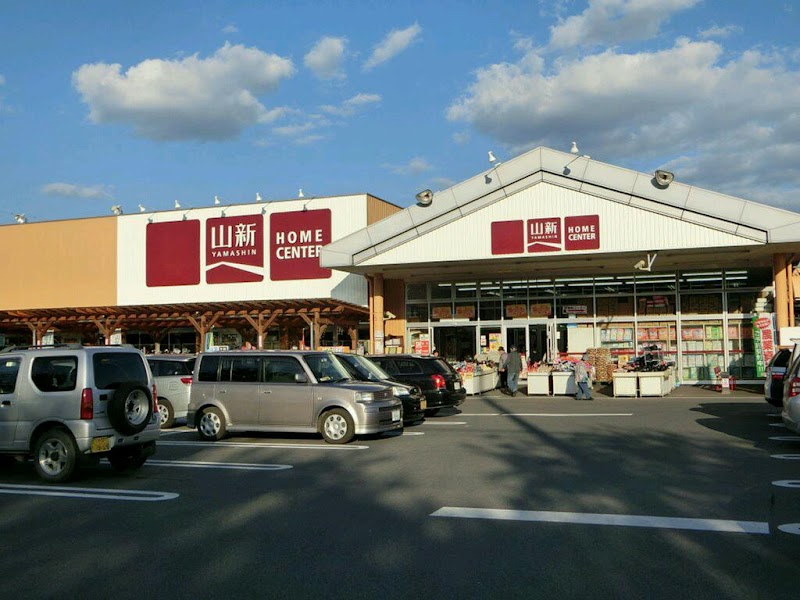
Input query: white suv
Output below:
<box><xmin>0</xmin><ymin>345</ymin><xmax>160</xmax><ymax>482</ymax></box>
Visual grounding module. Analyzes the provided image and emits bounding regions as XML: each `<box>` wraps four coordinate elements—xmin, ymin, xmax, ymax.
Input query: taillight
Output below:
<box><xmin>790</xmin><ymin>377</ymin><xmax>800</xmax><ymax>397</ymax></box>
<box><xmin>772</xmin><ymin>373</ymin><xmax>784</xmax><ymax>380</ymax></box>
<box><xmin>431</xmin><ymin>374</ymin><xmax>446</xmax><ymax>390</ymax></box>
<box><xmin>180</xmin><ymin>377</ymin><xmax>193</xmax><ymax>385</ymax></box>
<box><xmin>152</xmin><ymin>384</ymin><xmax>159</xmax><ymax>413</ymax></box>
<box><xmin>80</xmin><ymin>388</ymin><xmax>93</xmax><ymax>420</ymax></box>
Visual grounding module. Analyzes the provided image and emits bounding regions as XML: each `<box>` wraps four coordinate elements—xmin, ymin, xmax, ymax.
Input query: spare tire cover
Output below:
<box><xmin>108</xmin><ymin>382</ymin><xmax>153</xmax><ymax>435</ymax></box>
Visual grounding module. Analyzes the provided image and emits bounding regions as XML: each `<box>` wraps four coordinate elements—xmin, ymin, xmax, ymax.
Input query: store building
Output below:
<box><xmin>322</xmin><ymin>147</ymin><xmax>800</xmax><ymax>385</ymax></box>
<box><xmin>0</xmin><ymin>195</ymin><xmax>400</xmax><ymax>353</ymax></box>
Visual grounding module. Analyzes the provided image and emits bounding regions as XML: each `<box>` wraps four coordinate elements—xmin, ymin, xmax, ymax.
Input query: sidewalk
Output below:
<box><xmin>475</xmin><ymin>381</ymin><xmax>764</xmax><ymax>401</ymax></box>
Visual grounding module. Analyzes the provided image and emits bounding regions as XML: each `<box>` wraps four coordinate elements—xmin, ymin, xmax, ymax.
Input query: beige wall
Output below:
<box><xmin>0</xmin><ymin>218</ymin><xmax>117</xmax><ymax>310</ymax></box>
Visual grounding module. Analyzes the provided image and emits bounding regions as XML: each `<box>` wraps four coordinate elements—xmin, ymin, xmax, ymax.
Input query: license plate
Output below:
<box><xmin>392</xmin><ymin>409</ymin><xmax>400</xmax><ymax>422</ymax></box>
<box><xmin>454</xmin><ymin>382</ymin><xmax>461</xmax><ymax>390</ymax></box>
<box><xmin>420</xmin><ymin>399</ymin><xmax>427</xmax><ymax>410</ymax></box>
<box><xmin>91</xmin><ymin>436</ymin><xmax>111</xmax><ymax>453</ymax></box>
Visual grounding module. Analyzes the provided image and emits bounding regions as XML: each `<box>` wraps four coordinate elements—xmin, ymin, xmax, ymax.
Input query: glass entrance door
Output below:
<box><xmin>528</xmin><ymin>323</ymin><xmax>547</xmax><ymax>365</ymax></box>
<box><xmin>504</xmin><ymin>326</ymin><xmax>527</xmax><ymax>362</ymax></box>
<box><xmin>433</xmin><ymin>326</ymin><xmax>477</xmax><ymax>361</ymax></box>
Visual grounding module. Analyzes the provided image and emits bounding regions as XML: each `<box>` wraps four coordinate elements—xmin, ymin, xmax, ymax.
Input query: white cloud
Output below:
<box><xmin>72</xmin><ymin>43</ymin><xmax>295</xmax><ymax>141</ymax></box>
<box><xmin>447</xmin><ymin>37</ymin><xmax>800</xmax><ymax>207</ymax></box>
<box><xmin>549</xmin><ymin>0</ymin><xmax>700</xmax><ymax>49</ymax></box>
<box><xmin>305</xmin><ymin>36</ymin><xmax>347</xmax><ymax>80</ymax></box>
<box><xmin>364</xmin><ymin>23</ymin><xmax>421</xmax><ymax>71</ymax></box>
<box><xmin>698</xmin><ymin>24</ymin><xmax>742</xmax><ymax>39</ymax></box>
<box><xmin>42</xmin><ymin>182</ymin><xmax>114</xmax><ymax>199</ymax></box>
<box><xmin>0</xmin><ymin>74</ymin><xmax>5</xmax><ymax>85</ymax></box>
<box><xmin>222</xmin><ymin>24</ymin><xmax>239</xmax><ymax>34</ymax></box>
<box><xmin>452</xmin><ymin>131</ymin><xmax>470</xmax><ymax>144</ymax></box>
<box><xmin>320</xmin><ymin>93</ymin><xmax>381</xmax><ymax>116</ymax></box>
<box><xmin>384</xmin><ymin>157</ymin><xmax>433</xmax><ymax>175</ymax></box>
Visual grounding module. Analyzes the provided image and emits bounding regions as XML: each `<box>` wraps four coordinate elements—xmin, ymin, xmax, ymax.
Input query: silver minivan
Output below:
<box><xmin>187</xmin><ymin>351</ymin><xmax>403</xmax><ymax>444</ymax></box>
<box><xmin>147</xmin><ymin>355</ymin><xmax>195</xmax><ymax>428</ymax></box>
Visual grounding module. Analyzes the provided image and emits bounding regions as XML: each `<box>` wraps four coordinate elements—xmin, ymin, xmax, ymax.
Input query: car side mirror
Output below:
<box><xmin>295</xmin><ymin>373</ymin><xmax>308</xmax><ymax>384</ymax></box>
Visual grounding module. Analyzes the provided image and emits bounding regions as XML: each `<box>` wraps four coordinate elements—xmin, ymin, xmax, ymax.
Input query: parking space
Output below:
<box><xmin>2</xmin><ymin>386</ymin><xmax>799</xmax><ymax>598</ymax></box>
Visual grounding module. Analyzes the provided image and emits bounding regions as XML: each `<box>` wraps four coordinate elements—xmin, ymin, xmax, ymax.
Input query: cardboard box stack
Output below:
<box><xmin>586</xmin><ymin>347</ymin><xmax>614</xmax><ymax>382</ymax></box>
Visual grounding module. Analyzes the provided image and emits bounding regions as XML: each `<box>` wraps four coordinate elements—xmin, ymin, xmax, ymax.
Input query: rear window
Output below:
<box><xmin>372</xmin><ymin>358</ymin><xmax>398</xmax><ymax>375</ymax></box>
<box><xmin>421</xmin><ymin>358</ymin><xmax>456</xmax><ymax>375</ymax></box>
<box><xmin>771</xmin><ymin>349</ymin><xmax>791</xmax><ymax>368</ymax></box>
<box><xmin>149</xmin><ymin>359</ymin><xmax>195</xmax><ymax>377</ymax></box>
<box><xmin>93</xmin><ymin>352</ymin><xmax>148</xmax><ymax>389</ymax></box>
<box><xmin>395</xmin><ymin>358</ymin><xmax>424</xmax><ymax>375</ymax></box>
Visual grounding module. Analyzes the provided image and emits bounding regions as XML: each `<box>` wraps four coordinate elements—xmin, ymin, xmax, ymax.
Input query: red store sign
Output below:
<box><xmin>491</xmin><ymin>215</ymin><xmax>600</xmax><ymax>255</ymax></box>
<box><xmin>269</xmin><ymin>209</ymin><xmax>332</xmax><ymax>281</ymax></box>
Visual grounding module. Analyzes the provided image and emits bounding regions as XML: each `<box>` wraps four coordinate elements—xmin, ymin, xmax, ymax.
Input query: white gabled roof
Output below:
<box><xmin>321</xmin><ymin>146</ymin><xmax>800</xmax><ymax>270</ymax></box>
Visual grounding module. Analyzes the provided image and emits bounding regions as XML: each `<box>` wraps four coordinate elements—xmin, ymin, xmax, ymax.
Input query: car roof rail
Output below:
<box><xmin>0</xmin><ymin>343</ymin><xmax>84</xmax><ymax>353</ymax></box>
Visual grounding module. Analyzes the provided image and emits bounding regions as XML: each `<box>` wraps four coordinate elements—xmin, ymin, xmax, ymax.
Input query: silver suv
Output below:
<box><xmin>0</xmin><ymin>345</ymin><xmax>160</xmax><ymax>482</ymax></box>
<box><xmin>187</xmin><ymin>350</ymin><xmax>403</xmax><ymax>444</ymax></box>
<box><xmin>147</xmin><ymin>355</ymin><xmax>195</xmax><ymax>428</ymax></box>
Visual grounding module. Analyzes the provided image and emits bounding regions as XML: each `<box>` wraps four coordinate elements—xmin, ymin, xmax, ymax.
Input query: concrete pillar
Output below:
<box><xmin>373</xmin><ymin>273</ymin><xmax>385</xmax><ymax>354</ymax></box>
<box><xmin>774</xmin><ymin>253</ymin><xmax>789</xmax><ymax>331</ymax></box>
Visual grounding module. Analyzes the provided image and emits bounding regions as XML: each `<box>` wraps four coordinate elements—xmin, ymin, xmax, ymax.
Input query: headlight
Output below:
<box><xmin>355</xmin><ymin>392</ymin><xmax>375</xmax><ymax>403</ymax></box>
<box><xmin>392</xmin><ymin>386</ymin><xmax>410</xmax><ymax>397</ymax></box>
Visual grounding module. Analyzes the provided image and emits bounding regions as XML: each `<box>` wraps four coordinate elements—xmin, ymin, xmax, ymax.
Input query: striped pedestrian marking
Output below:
<box><xmin>0</xmin><ymin>484</ymin><xmax>178</xmax><ymax>502</ymax></box>
<box><xmin>430</xmin><ymin>506</ymin><xmax>769</xmax><ymax>534</ymax></box>
<box><xmin>147</xmin><ymin>459</ymin><xmax>292</xmax><ymax>471</ymax></box>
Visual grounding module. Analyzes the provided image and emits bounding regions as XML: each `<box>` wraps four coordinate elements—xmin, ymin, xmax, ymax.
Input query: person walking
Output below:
<box><xmin>497</xmin><ymin>346</ymin><xmax>508</xmax><ymax>390</ymax></box>
<box><xmin>574</xmin><ymin>356</ymin><xmax>593</xmax><ymax>401</ymax></box>
<box><xmin>505</xmin><ymin>345</ymin><xmax>524</xmax><ymax>396</ymax></box>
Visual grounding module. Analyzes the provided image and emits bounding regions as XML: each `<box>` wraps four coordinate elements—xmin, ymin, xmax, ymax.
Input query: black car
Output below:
<box><xmin>765</xmin><ymin>347</ymin><xmax>791</xmax><ymax>407</ymax></box>
<box><xmin>370</xmin><ymin>354</ymin><xmax>466</xmax><ymax>416</ymax></box>
<box><xmin>334</xmin><ymin>353</ymin><xmax>426</xmax><ymax>424</ymax></box>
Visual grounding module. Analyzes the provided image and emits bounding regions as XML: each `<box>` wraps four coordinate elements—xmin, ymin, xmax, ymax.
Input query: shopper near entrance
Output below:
<box><xmin>497</xmin><ymin>346</ymin><xmax>508</xmax><ymax>390</ymax></box>
<box><xmin>504</xmin><ymin>345</ymin><xmax>524</xmax><ymax>396</ymax></box>
<box><xmin>574</xmin><ymin>356</ymin><xmax>593</xmax><ymax>401</ymax></box>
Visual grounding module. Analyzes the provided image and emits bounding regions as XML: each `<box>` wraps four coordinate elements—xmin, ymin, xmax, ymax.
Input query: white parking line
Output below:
<box><xmin>769</xmin><ymin>423</ymin><xmax>787</xmax><ymax>428</ymax></box>
<box><xmin>768</xmin><ymin>436</ymin><xmax>800</xmax><ymax>441</ymax></box>
<box><xmin>504</xmin><ymin>413</ymin><xmax>633</xmax><ymax>417</ymax></box>
<box><xmin>147</xmin><ymin>459</ymin><xmax>291</xmax><ymax>471</ymax></box>
<box><xmin>158</xmin><ymin>440</ymin><xmax>368</xmax><ymax>450</ymax></box>
<box><xmin>0</xmin><ymin>484</ymin><xmax>178</xmax><ymax>502</ymax></box>
<box><xmin>772</xmin><ymin>480</ymin><xmax>800</xmax><ymax>488</ymax></box>
<box><xmin>459</xmin><ymin>413</ymin><xmax>501</xmax><ymax>416</ymax></box>
<box><xmin>430</xmin><ymin>507</ymin><xmax>769</xmax><ymax>534</ymax></box>
<box><xmin>422</xmin><ymin>421</ymin><xmax>467</xmax><ymax>425</ymax></box>
<box><xmin>770</xmin><ymin>454</ymin><xmax>800</xmax><ymax>460</ymax></box>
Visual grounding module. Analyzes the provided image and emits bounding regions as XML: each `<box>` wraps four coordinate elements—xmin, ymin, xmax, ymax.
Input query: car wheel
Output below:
<box><xmin>424</xmin><ymin>408</ymin><xmax>441</xmax><ymax>417</ymax></box>
<box><xmin>198</xmin><ymin>407</ymin><xmax>226</xmax><ymax>441</ymax></box>
<box><xmin>158</xmin><ymin>398</ymin><xmax>175</xmax><ymax>428</ymax></box>
<box><xmin>108</xmin><ymin>382</ymin><xmax>154</xmax><ymax>435</ymax></box>
<box><xmin>107</xmin><ymin>446</ymin><xmax>148</xmax><ymax>472</ymax></box>
<box><xmin>320</xmin><ymin>408</ymin><xmax>355</xmax><ymax>444</ymax></box>
<box><xmin>34</xmin><ymin>428</ymin><xmax>78</xmax><ymax>483</ymax></box>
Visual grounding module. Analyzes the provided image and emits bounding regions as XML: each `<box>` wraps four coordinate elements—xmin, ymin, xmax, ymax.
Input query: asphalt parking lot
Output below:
<box><xmin>1</xmin><ymin>384</ymin><xmax>798</xmax><ymax>599</ymax></box>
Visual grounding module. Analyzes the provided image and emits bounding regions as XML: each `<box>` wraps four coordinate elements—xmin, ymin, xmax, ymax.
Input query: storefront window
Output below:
<box><xmin>724</xmin><ymin>268</ymin><xmax>772</xmax><ymax>289</ymax></box>
<box><xmin>726</xmin><ymin>292</ymin><xmax>757</xmax><ymax>314</ymax></box>
<box><xmin>636</xmin><ymin>293</ymin><xmax>675</xmax><ymax>316</ymax></box>
<box><xmin>634</xmin><ymin>273</ymin><xmax>677</xmax><ymax>295</ymax></box>
<box><xmin>406</xmin><ymin>303</ymin><xmax>429</xmax><ymax>323</ymax></box>
<box><xmin>454</xmin><ymin>282</ymin><xmax>477</xmax><ymax>299</ymax></box>
<box><xmin>431</xmin><ymin>283</ymin><xmax>453</xmax><ymax>300</ymax></box>
<box><xmin>554</xmin><ymin>277</ymin><xmax>593</xmax><ymax>297</ymax></box>
<box><xmin>406</xmin><ymin>283</ymin><xmax>427</xmax><ymax>301</ymax></box>
<box><xmin>681</xmin><ymin>320</ymin><xmax>724</xmax><ymax>381</ymax></box>
<box><xmin>454</xmin><ymin>301</ymin><xmax>477</xmax><ymax>321</ymax></box>
<box><xmin>528</xmin><ymin>299</ymin><xmax>553</xmax><ymax>318</ymax></box>
<box><xmin>504</xmin><ymin>300</ymin><xmax>528</xmax><ymax>319</ymax></box>
<box><xmin>479</xmin><ymin>327</ymin><xmax>502</xmax><ymax>354</ymax></box>
<box><xmin>636</xmin><ymin>322</ymin><xmax>677</xmax><ymax>360</ymax></box>
<box><xmin>407</xmin><ymin>328</ymin><xmax>431</xmax><ymax>354</ymax></box>
<box><xmin>479</xmin><ymin>300</ymin><xmax>502</xmax><ymax>320</ymax></box>
<box><xmin>598</xmin><ymin>322</ymin><xmax>635</xmax><ymax>361</ymax></box>
<box><xmin>434</xmin><ymin>326</ymin><xmax>477</xmax><ymax>361</ymax></box>
<box><xmin>680</xmin><ymin>293</ymin><xmax>723</xmax><ymax>314</ymax></box>
<box><xmin>479</xmin><ymin>281</ymin><xmax>502</xmax><ymax>300</ymax></box>
<box><xmin>596</xmin><ymin>295</ymin><xmax>635</xmax><ymax>317</ymax></box>
<box><xmin>727</xmin><ymin>320</ymin><xmax>756</xmax><ymax>379</ymax></box>
<box><xmin>556</xmin><ymin>296</ymin><xmax>592</xmax><ymax>318</ymax></box>
<box><xmin>430</xmin><ymin>302</ymin><xmax>452</xmax><ymax>321</ymax></box>
<box><xmin>502</xmin><ymin>280</ymin><xmax>528</xmax><ymax>301</ymax></box>
<box><xmin>679</xmin><ymin>271</ymin><xmax>723</xmax><ymax>290</ymax></box>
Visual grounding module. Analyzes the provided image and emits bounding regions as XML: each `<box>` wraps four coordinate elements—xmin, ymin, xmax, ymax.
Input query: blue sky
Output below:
<box><xmin>1</xmin><ymin>0</ymin><xmax>799</xmax><ymax>224</ymax></box>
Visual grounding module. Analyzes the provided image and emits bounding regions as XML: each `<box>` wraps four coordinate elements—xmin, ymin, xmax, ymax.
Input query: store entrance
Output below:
<box><xmin>505</xmin><ymin>326</ymin><xmax>527</xmax><ymax>362</ymax></box>
<box><xmin>433</xmin><ymin>326</ymin><xmax>476</xmax><ymax>361</ymax></box>
<box><xmin>528</xmin><ymin>323</ymin><xmax>547</xmax><ymax>364</ymax></box>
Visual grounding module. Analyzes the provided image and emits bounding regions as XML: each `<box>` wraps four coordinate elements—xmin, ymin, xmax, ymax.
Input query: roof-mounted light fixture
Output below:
<box><xmin>14</xmin><ymin>213</ymin><xmax>27</xmax><ymax>224</ymax></box>
<box><xmin>415</xmin><ymin>189</ymin><xmax>434</xmax><ymax>207</ymax></box>
<box><xmin>214</xmin><ymin>195</ymin><xmax>221</xmax><ymax>205</ymax></box>
<box><xmin>138</xmin><ymin>204</ymin><xmax>146</xmax><ymax>213</ymax></box>
<box><xmin>653</xmin><ymin>170</ymin><xmax>675</xmax><ymax>188</ymax></box>
<box><xmin>174</xmin><ymin>200</ymin><xmax>181</xmax><ymax>209</ymax></box>
<box><xmin>111</xmin><ymin>205</ymin><xmax>123</xmax><ymax>216</ymax></box>
<box><xmin>256</xmin><ymin>192</ymin><xmax>263</xmax><ymax>202</ymax></box>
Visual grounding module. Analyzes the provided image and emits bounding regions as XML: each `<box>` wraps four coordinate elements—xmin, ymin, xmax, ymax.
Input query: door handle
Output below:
<box><xmin>1</xmin><ymin>400</ymin><xmax>11</xmax><ymax>406</ymax></box>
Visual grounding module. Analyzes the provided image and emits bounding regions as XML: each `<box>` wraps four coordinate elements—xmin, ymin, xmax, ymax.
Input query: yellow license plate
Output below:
<box><xmin>420</xmin><ymin>400</ymin><xmax>427</xmax><ymax>409</ymax></box>
<box><xmin>91</xmin><ymin>437</ymin><xmax>111</xmax><ymax>453</ymax></box>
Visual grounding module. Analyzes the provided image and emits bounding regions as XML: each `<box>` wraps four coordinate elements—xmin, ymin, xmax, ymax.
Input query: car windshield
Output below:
<box><xmin>339</xmin><ymin>354</ymin><xmax>391</xmax><ymax>381</ymax></box>
<box><xmin>305</xmin><ymin>354</ymin><xmax>352</xmax><ymax>383</ymax></box>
